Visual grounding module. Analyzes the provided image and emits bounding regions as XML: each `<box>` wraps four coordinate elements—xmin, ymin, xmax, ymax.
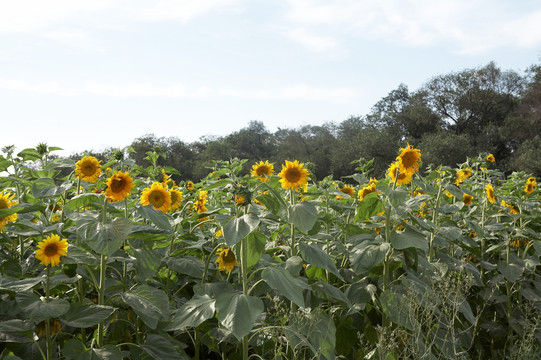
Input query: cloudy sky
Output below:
<box><xmin>1</xmin><ymin>0</ymin><xmax>540</xmax><ymax>156</ymax></box>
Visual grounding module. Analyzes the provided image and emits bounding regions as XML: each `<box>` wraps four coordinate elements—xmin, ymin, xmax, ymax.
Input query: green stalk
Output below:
<box><xmin>97</xmin><ymin>197</ymin><xmax>108</xmax><ymax>347</ymax></box>
<box><xmin>289</xmin><ymin>189</ymin><xmax>297</xmax><ymax>257</ymax></box>
<box><xmin>240</xmin><ymin>208</ymin><xmax>250</xmax><ymax>360</ymax></box>
<box><xmin>45</xmin><ymin>267</ymin><xmax>52</xmax><ymax>360</ymax></box>
<box><xmin>428</xmin><ymin>184</ymin><xmax>443</xmax><ymax>262</ymax></box>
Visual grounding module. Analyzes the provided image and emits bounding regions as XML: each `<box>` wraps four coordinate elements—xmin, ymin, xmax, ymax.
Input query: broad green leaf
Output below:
<box><xmin>497</xmin><ymin>260</ymin><xmax>524</xmax><ymax>282</ymax></box>
<box><xmin>224</xmin><ymin>213</ymin><xmax>260</xmax><ymax>247</ymax></box>
<box><xmin>121</xmin><ymin>285</ymin><xmax>170</xmax><ymax>329</ymax></box>
<box><xmin>299</xmin><ymin>242</ymin><xmax>343</xmax><ymax>280</ymax></box>
<box><xmin>289</xmin><ymin>201</ymin><xmax>318</xmax><ymax>233</ymax></box>
<box><xmin>312</xmin><ymin>280</ymin><xmax>353</xmax><ymax>308</ymax></box>
<box><xmin>142</xmin><ymin>333</ymin><xmax>189</xmax><ymax>360</ymax></box>
<box><xmin>67</xmin><ymin>193</ymin><xmax>101</xmax><ymax>211</ymax></box>
<box><xmin>132</xmin><ymin>243</ymin><xmax>162</xmax><ymax>280</ymax></box>
<box><xmin>165</xmin><ymin>294</ymin><xmax>216</xmax><ymax>331</ymax></box>
<box><xmin>0</xmin><ymin>319</ymin><xmax>34</xmax><ymax>332</ymax></box>
<box><xmin>380</xmin><ymin>290</ymin><xmax>419</xmax><ymax>331</ymax></box>
<box><xmin>246</xmin><ymin>231</ymin><xmax>267</xmax><ymax>269</ymax></box>
<box><xmin>355</xmin><ymin>192</ymin><xmax>384</xmax><ymax>221</ymax></box>
<box><xmin>0</xmin><ymin>155</ymin><xmax>11</xmax><ymax>172</ymax></box>
<box><xmin>137</xmin><ymin>205</ymin><xmax>172</xmax><ymax>232</ymax></box>
<box><xmin>93</xmin><ymin>346</ymin><xmax>124</xmax><ymax>360</ymax></box>
<box><xmin>350</xmin><ymin>242</ymin><xmax>390</xmax><ymax>275</ymax></box>
<box><xmin>16</xmin><ymin>292</ymin><xmax>70</xmax><ymax>322</ymax></box>
<box><xmin>203</xmin><ymin>178</ymin><xmax>235</xmax><ymax>190</ymax></box>
<box><xmin>61</xmin><ymin>304</ymin><xmax>115</xmax><ymax>328</ymax></box>
<box><xmin>261</xmin><ymin>266</ymin><xmax>310</xmax><ymax>308</ymax></box>
<box><xmin>287</xmin><ymin>311</ymin><xmax>336</xmax><ymax>360</ymax></box>
<box><xmin>86</xmin><ymin>218</ymin><xmax>133</xmax><ymax>255</ymax></box>
<box><xmin>216</xmin><ymin>293</ymin><xmax>264</xmax><ymax>340</ymax></box>
<box><xmin>391</xmin><ymin>227</ymin><xmax>428</xmax><ymax>252</ymax></box>
<box><xmin>62</xmin><ymin>245</ymin><xmax>98</xmax><ymax>266</ymax></box>
<box><xmin>32</xmin><ymin>177</ymin><xmax>72</xmax><ymax>198</ymax></box>
<box><xmin>438</xmin><ymin>226</ymin><xmax>463</xmax><ymax>241</ymax></box>
<box><xmin>0</xmin><ymin>276</ymin><xmax>41</xmax><ymax>294</ymax></box>
<box><xmin>165</xmin><ymin>256</ymin><xmax>205</xmax><ymax>279</ymax></box>
<box><xmin>305</xmin><ymin>265</ymin><xmax>326</xmax><ymax>281</ymax></box>
<box><xmin>17</xmin><ymin>148</ymin><xmax>41</xmax><ymax>161</ymax></box>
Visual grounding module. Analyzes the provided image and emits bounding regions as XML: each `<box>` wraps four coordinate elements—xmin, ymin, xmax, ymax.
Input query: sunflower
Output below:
<box><xmin>485</xmin><ymin>184</ymin><xmax>496</xmax><ymax>204</ymax></box>
<box><xmin>396</xmin><ymin>143</ymin><xmax>421</xmax><ymax>176</ymax></box>
<box><xmin>141</xmin><ymin>182</ymin><xmax>172</xmax><ymax>213</ymax></box>
<box><xmin>251</xmin><ymin>160</ymin><xmax>274</xmax><ymax>182</ymax></box>
<box><xmin>463</xmin><ymin>193</ymin><xmax>474</xmax><ymax>206</ymax></box>
<box><xmin>501</xmin><ymin>200</ymin><xmax>519</xmax><ymax>215</ymax></box>
<box><xmin>358</xmin><ymin>180</ymin><xmax>378</xmax><ymax>201</ymax></box>
<box><xmin>35</xmin><ymin>234</ymin><xmax>69</xmax><ymax>267</ymax></box>
<box><xmin>169</xmin><ymin>187</ymin><xmax>183</xmax><ymax>212</ymax></box>
<box><xmin>0</xmin><ymin>191</ymin><xmax>18</xmax><ymax>232</ymax></box>
<box><xmin>525</xmin><ymin>177</ymin><xmax>537</xmax><ymax>194</ymax></box>
<box><xmin>75</xmin><ymin>156</ymin><xmax>102</xmax><ymax>183</ymax></box>
<box><xmin>186</xmin><ymin>181</ymin><xmax>195</xmax><ymax>191</ymax></box>
<box><xmin>278</xmin><ymin>160</ymin><xmax>310</xmax><ymax>190</ymax></box>
<box><xmin>105</xmin><ymin>171</ymin><xmax>134</xmax><ymax>202</ymax></box>
<box><xmin>455</xmin><ymin>168</ymin><xmax>473</xmax><ymax>186</ymax></box>
<box><xmin>235</xmin><ymin>194</ymin><xmax>246</xmax><ymax>206</ymax></box>
<box><xmin>216</xmin><ymin>248</ymin><xmax>238</xmax><ymax>274</ymax></box>
<box><xmin>486</xmin><ymin>154</ymin><xmax>495</xmax><ymax>163</ymax></box>
<box><xmin>387</xmin><ymin>162</ymin><xmax>413</xmax><ymax>186</ymax></box>
<box><xmin>338</xmin><ymin>184</ymin><xmax>355</xmax><ymax>198</ymax></box>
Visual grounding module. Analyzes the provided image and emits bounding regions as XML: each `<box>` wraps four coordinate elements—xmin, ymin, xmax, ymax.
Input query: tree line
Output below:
<box><xmin>74</xmin><ymin>61</ymin><xmax>541</xmax><ymax>182</ymax></box>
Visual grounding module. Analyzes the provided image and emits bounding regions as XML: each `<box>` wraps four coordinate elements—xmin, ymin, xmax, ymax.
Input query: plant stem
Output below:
<box><xmin>45</xmin><ymin>267</ymin><xmax>52</xmax><ymax>360</ymax></box>
<box><xmin>97</xmin><ymin>253</ymin><xmax>107</xmax><ymax>347</ymax></box>
<box><xmin>240</xmin><ymin>208</ymin><xmax>250</xmax><ymax>360</ymax></box>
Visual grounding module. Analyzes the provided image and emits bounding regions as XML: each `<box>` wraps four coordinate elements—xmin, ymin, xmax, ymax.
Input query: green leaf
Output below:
<box><xmin>246</xmin><ymin>231</ymin><xmax>267</xmax><ymax>269</ymax></box>
<box><xmin>0</xmin><ymin>155</ymin><xmax>11</xmax><ymax>172</ymax></box>
<box><xmin>306</xmin><ymin>265</ymin><xmax>326</xmax><ymax>281</ymax></box>
<box><xmin>137</xmin><ymin>205</ymin><xmax>172</xmax><ymax>232</ymax></box>
<box><xmin>121</xmin><ymin>285</ymin><xmax>170</xmax><ymax>329</ymax></box>
<box><xmin>0</xmin><ymin>276</ymin><xmax>41</xmax><ymax>294</ymax></box>
<box><xmin>61</xmin><ymin>304</ymin><xmax>115</xmax><ymax>328</ymax></box>
<box><xmin>86</xmin><ymin>218</ymin><xmax>133</xmax><ymax>255</ymax></box>
<box><xmin>0</xmin><ymin>319</ymin><xmax>34</xmax><ymax>332</ymax></box>
<box><xmin>350</xmin><ymin>242</ymin><xmax>390</xmax><ymax>275</ymax></box>
<box><xmin>391</xmin><ymin>227</ymin><xmax>428</xmax><ymax>252</ymax></box>
<box><xmin>32</xmin><ymin>177</ymin><xmax>72</xmax><ymax>198</ymax></box>
<box><xmin>289</xmin><ymin>202</ymin><xmax>318</xmax><ymax>233</ymax></box>
<box><xmin>355</xmin><ymin>192</ymin><xmax>384</xmax><ymax>221</ymax></box>
<box><xmin>299</xmin><ymin>242</ymin><xmax>343</xmax><ymax>280</ymax></box>
<box><xmin>62</xmin><ymin>245</ymin><xmax>98</xmax><ymax>266</ymax></box>
<box><xmin>67</xmin><ymin>193</ymin><xmax>101</xmax><ymax>211</ymax></box>
<box><xmin>165</xmin><ymin>294</ymin><xmax>216</xmax><ymax>331</ymax></box>
<box><xmin>261</xmin><ymin>266</ymin><xmax>310</xmax><ymax>308</ymax></box>
<box><xmin>142</xmin><ymin>333</ymin><xmax>189</xmax><ymax>360</ymax></box>
<box><xmin>223</xmin><ymin>213</ymin><xmax>260</xmax><ymax>247</ymax></box>
<box><xmin>165</xmin><ymin>256</ymin><xmax>205</xmax><ymax>279</ymax></box>
<box><xmin>93</xmin><ymin>346</ymin><xmax>124</xmax><ymax>360</ymax></box>
<box><xmin>215</xmin><ymin>293</ymin><xmax>264</xmax><ymax>340</ymax></box>
<box><xmin>132</xmin><ymin>243</ymin><xmax>162</xmax><ymax>280</ymax></box>
<box><xmin>16</xmin><ymin>292</ymin><xmax>70</xmax><ymax>322</ymax></box>
<box><xmin>287</xmin><ymin>311</ymin><xmax>336</xmax><ymax>360</ymax></box>
<box><xmin>312</xmin><ymin>280</ymin><xmax>353</xmax><ymax>308</ymax></box>
<box><xmin>203</xmin><ymin>178</ymin><xmax>235</xmax><ymax>190</ymax></box>
<box><xmin>497</xmin><ymin>260</ymin><xmax>524</xmax><ymax>282</ymax></box>
<box><xmin>17</xmin><ymin>148</ymin><xmax>42</xmax><ymax>161</ymax></box>
<box><xmin>380</xmin><ymin>290</ymin><xmax>418</xmax><ymax>331</ymax></box>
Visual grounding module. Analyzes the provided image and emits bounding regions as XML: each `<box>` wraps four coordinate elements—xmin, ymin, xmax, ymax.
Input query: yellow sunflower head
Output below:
<box><xmin>387</xmin><ymin>161</ymin><xmax>413</xmax><ymax>186</ymax></box>
<box><xmin>455</xmin><ymin>168</ymin><xmax>473</xmax><ymax>186</ymax></box>
<box><xmin>525</xmin><ymin>177</ymin><xmax>537</xmax><ymax>194</ymax></box>
<box><xmin>216</xmin><ymin>248</ymin><xmax>238</xmax><ymax>274</ymax></box>
<box><xmin>186</xmin><ymin>181</ymin><xmax>195</xmax><ymax>191</ymax></box>
<box><xmin>485</xmin><ymin>184</ymin><xmax>496</xmax><ymax>204</ymax></box>
<box><xmin>251</xmin><ymin>160</ymin><xmax>274</xmax><ymax>182</ymax></box>
<box><xmin>278</xmin><ymin>160</ymin><xmax>310</xmax><ymax>190</ymax></box>
<box><xmin>486</xmin><ymin>154</ymin><xmax>495</xmax><ymax>163</ymax></box>
<box><xmin>396</xmin><ymin>143</ymin><xmax>421</xmax><ymax>176</ymax></box>
<box><xmin>141</xmin><ymin>182</ymin><xmax>172</xmax><ymax>213</ymax></box>
<box><xmin>358</xmin><ymin>182</ymin><xmax>378</xmax><ymax>201</ymax></box>
<box><xmin>75</xmin><ymin>156</ymin><xmax>102</xmax><ymax>183</ymax></box>
<box><xmin>463</xmin><ymin>193</ymin><xmax>474</xmax><ymax>206</ymax></box>
<box><xmin>105</xmin><ymin>171</ymin><xmax>134</xmax><ymax>202</ymax></box>
<box><xmin>169</xmin><ymin>188</ymin><xmax>183</xmax><ymax>212</ymax></box>
<box><xmin>338</xmin><ymin>184</ymin><xmax>355</xmax><ymax>198</ymax></box>
<box><xmin>0</xmin><ymin>191</ymin><xmax>18</xmax><ymax>232</ymax></box>
<box><xmin>35</xmin><ymin>234</ymin><xmax>69</xmax><ymax>267</ymax></box>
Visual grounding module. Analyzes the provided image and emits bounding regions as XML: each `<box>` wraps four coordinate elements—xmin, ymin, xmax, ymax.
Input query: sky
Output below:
<box><xmin>1</xmin><ymin>0</ymin><xmax>541</xmax><ymax>157</ymax></box>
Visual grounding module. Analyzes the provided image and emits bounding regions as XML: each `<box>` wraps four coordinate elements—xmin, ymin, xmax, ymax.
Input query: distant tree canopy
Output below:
<box><xmin>72</xmin><ymin>62</ymin><xmax>541</xmax><ymax>181</ymax></box>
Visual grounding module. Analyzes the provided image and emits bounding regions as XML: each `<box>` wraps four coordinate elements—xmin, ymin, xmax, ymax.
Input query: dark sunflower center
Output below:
<box><xmin>257</xmin><ymin>166</ymin><xmax>269</xmax><ymax>176</ymax></box>
<box><xmin>401</xmin><ymin>152</ymin><xmax>416</xmax><ymax>167</ymax></box>
<box><xmin>224</xmin><ymin>250</ymin><xmax>236</xmax><ymax>263</ymax></box>
<box><xmin>286</xmin><ymin>168</ymin><xmax>301</xmax><ymax>183</ymax></box>
<box><xmin>171</xmin><ymin>192</ymin><xmax>179</xmax><ymax>203</ymax></box>
<box><xmin>44</xmin><ymin>243</ymin><xmax>59</xmax><ymax>256</ymax></box>
<box><xmin>150</xmin><ymin>191</ymin><xmax>165</xmax><ymax>207</ymax></box>
<box><xmin>83</xmin><ymin>164</ymin><xmax>96</xmax><ymax>175</ymax></box>
<box><xmin>0</xmin><ymin>199</ymin><xmax>8</xmax><ymax>209</ymax></box>
<box><xmin>111</xmin><ymin>178</ymin><xmax>124</xmax><ymax>192</ymax></box>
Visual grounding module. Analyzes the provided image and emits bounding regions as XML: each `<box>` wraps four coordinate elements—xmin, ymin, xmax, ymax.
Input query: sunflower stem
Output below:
<box><xmin>45</xmin><ymin>266</ymin><xmax>52</xmax><ymax>360</ymax></box>
<box><xmin>240</xmin><ymin>206</ymin><xmax>250</xmax><ymax>360</ymax></box>
<box><xmin>97</xmin><ymin>253</ymin><xmax>107</xmax><ymax>347</ymax></box>
<box><xmin>428</xmin><ymin>183</ymin><xmax>443</xmax><ymax>262</ymax></box>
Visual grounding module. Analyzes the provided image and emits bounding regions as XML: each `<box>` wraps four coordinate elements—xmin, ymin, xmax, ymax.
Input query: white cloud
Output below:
<box><xmin>283</xmin><ymin>27</ymin><xmax>339</xmax><ymax>52</ymax></box>
<box><xmin>0</xmin><ymin>78</ymin><xmax>361</xmax><ymax>104</ymax></box>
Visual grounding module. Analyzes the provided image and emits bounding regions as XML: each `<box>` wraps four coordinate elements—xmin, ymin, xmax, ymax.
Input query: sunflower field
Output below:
<box><xmin>0</xmin><ymin>143</ymin><xmax>540</xmax><ymax>360</ymax></box>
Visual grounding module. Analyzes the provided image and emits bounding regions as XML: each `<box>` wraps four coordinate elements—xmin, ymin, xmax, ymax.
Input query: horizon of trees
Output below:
<box><xmin>71</xmin><ymin>61</ymin><xmax>541</xmax><ymax>182</ymax></box>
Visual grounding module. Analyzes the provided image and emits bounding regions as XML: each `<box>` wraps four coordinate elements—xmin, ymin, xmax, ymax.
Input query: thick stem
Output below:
<box><xmin>97</xmin><ymin>253</ymin><xmax>107</xmax><ymax>347</ymax></box>
<box><xmin>45</xmin><ymin>267</ymin><xmax>52</xmax><ymax>360</ymax></box>
<box><xmin>240</xmin><ymin>208</ymin><xmax>250</xmax><ymax>360</ymax></box>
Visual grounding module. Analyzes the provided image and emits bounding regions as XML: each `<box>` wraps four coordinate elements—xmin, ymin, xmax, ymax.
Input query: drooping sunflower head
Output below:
<box><xmin>75</xmin><ymin>156</ymin><xmax>102</xmax><ymax>183</ymax></box>
<box><xmin>358</xmin><ymin>182</ymin><xmax>378</xmax><ymax>201</ymax></box>
<box><xmin>501</xmin><ymin>200</ymin><xmax>519</xmax><ymax>215</ymax></box>
<box><xmin>186</xmin><ymin>181</ymin><xmax>195</xmax><ymax>191</ymax></box>
<box><xmin>463</xmin><ymin>193</ymin><xmax>474</xmax><ymax>206</ymax></box>
<box><xmin>278</xmin><ymin>160</ymin><xmax>310</xmax><ymax>190</ymax></box>
<box><xmin>251</xmin><ymin>160</ymin><xmax>274</xmax><ymax>182</ymax></box>
<box><xmin>387</xmin><ymin>162</ymin><xmax>413</xmax><ymax>186</ymax></box>
<box><xmin>35</xmin><ymin>234</ymin><xmax>69</xmax><ymax>267</ymax></box>
<box><xmin>338</xmin><ymin>184</ymin><xmax>355</xmax><ymax>198</ymax></box>
<box><xmin>486</xmin><ymin>154</ymin><xmax>495</xmax><ymax>163</ymax></box>
<box><xmin>455</xmin><ymin>168</ymin><xmax>473</xmax><ymax>186</ymax></box>
<box><xmin>485</xmin><ymin>184</ymin><xmax>496</xmax><ymax>204</ymax></box>
<box><xmin>141</xmin><ymin>182</ymin><xmax>172</xmax><ymax>213</ymax></box>
<box><xmin>396</xmin><ymin>143</ymin><xmax>421</xmax><ymax>176</ymax></box>
<box><xmin>105</xmin><ymin>171</ymin><xmax>134</xmax><ymax>202</ymax></box>
<box><xmin>215</xmin><ymin>248</ymin><xmax>238</xmax><ymax>274</ymax></box>
<box><xmin>169</xmin><ymin>188</ymin><xmax>183</xmax><ymax>212</ymax></box>
<box><xmin>0</xmin><ymin>191</ymin><xmax>18</xmax><ymax>232</ymax></box>
<box><xmin>194</xmin><ymin>190</ymin><xmax>209</xmax><ymax>213</ymax></box>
